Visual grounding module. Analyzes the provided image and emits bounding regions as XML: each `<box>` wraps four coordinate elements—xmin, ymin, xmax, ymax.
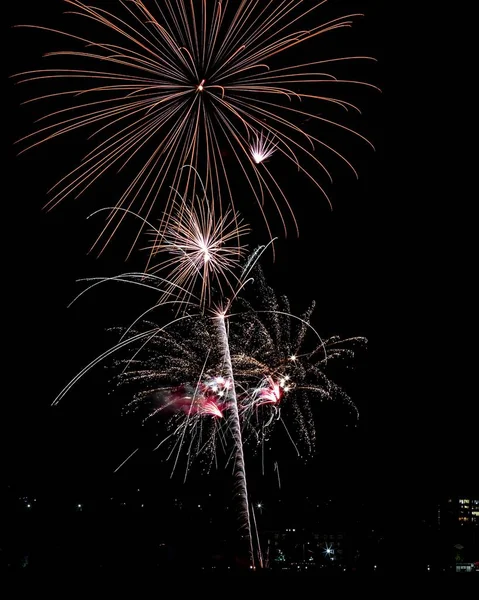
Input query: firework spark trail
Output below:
<box><xmin>13</xmin><ymin>0</ymin><xmax>377</xmax><ymax>254</ymax></box>
<box><xmin>250</xmin><ymin>502</ymin><xmax>264</xmax><ymax>570</ymax></box>
<box><xmin>274</xmin><ymin>461</ymin><xmax>281</xmax><ymax>489</ymax></box>
<box><xmin>114</xmin><ymin>447</ymin><xmax>139</xmax><ymax>473</ymax></box>
<box><xmin>215</xmin><ymin>310</ymin><xmax>254</xmax><ymax>568</ymax></box>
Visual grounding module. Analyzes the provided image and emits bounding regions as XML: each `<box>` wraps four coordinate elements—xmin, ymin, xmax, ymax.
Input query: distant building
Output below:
<box><xmin>442</xmin><ymin>497</ymin><xmax>479</xmax><ymax>527</ymax></box>
<box><xmin>263</xmin><ymin>527</ymin><xmax>349</xmax><ymax>570</ymax></box>
<box><xmin>458</xmin><ymin>498</ymin><xmax>479</xmax><ymax>525</ymax></box>
<box><xmin>455</xmin><ymin>562</ymin><xmax>476</xmax><ymax>573</ymax></box>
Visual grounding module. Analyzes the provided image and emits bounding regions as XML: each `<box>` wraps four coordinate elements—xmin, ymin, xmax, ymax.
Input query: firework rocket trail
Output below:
<box><xmin>215</xmin><ymin>310</ymin><xmax>254</xmax><ymax>567</ymax></box>
<box><xmin>250</xmin><ymin>501</ymin><xmax>264</xmax><ymax>570</ymax></box>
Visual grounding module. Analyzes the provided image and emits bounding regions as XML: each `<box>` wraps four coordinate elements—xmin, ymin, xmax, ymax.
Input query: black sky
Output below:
<box><xmin>4</xmin><ymin>0</ymin><xmax>476</xmax><ymax>523</ymax></box>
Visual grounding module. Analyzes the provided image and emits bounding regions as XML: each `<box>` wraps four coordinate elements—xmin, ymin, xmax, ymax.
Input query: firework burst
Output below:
<box><xmin>14</xmin><ymin>0</ymin><xmax>377</xmax><ymax>253</ymax></box>
<box><xmin>250</xmin><ymin>131</ymin><xmax>277</xmax><ymax>165</ymax></box>
<box><xmin>86</xmin><ymin>167</ymin><xmax>250</xmax><ymax>310</ymax></box>
<box><xmin>229</xmin><ymin>265</ymin><xmax>366</xmax><ymax>459</ymax></box>
<box><xmin>147</xmin><ymin>177</ymin><xmax>249</xmax><ymax>308</ymax></box>
<box><xmin>110</xmin><ymin>314</ymin><xmax>231</xmax><ymax>473</ymax></box>
<box><xmin>53</xmin><ymin>255</ymin><xmax>365</xmax><ymax>469</ymax></box>
<box><xmin>96</xmin><ymin>262</ymin><xmax>365</xmax><ymax>472</ymax></box>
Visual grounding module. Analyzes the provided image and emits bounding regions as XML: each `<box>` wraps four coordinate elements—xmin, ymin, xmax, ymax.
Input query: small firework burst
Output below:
<box><xmin>147</xmin><ymin>186</ymin><xmax>249</xmax><ymax>308</ymax></box>
<box><xmin>250</xmin><ymin>132</ymin><xmax>277</xmax><ymax>165</ymax></box>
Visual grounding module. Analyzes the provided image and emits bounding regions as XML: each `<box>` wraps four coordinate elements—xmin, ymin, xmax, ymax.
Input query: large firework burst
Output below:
<box><xmin>105</xmin><ymin>264</ymin><xmax>365</xmax><ymax>472</ymax></box>
<box><xmin>14</xmin><ymin>0</ymin><xmax>377</xmax><ymax>252</ymax></box>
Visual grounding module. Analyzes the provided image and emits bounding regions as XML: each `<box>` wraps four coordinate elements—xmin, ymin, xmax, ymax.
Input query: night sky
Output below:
<box><xmin>4</xmin><ymin>1</ymin><xmax>477</xmax><ymax>566</ymax></box>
